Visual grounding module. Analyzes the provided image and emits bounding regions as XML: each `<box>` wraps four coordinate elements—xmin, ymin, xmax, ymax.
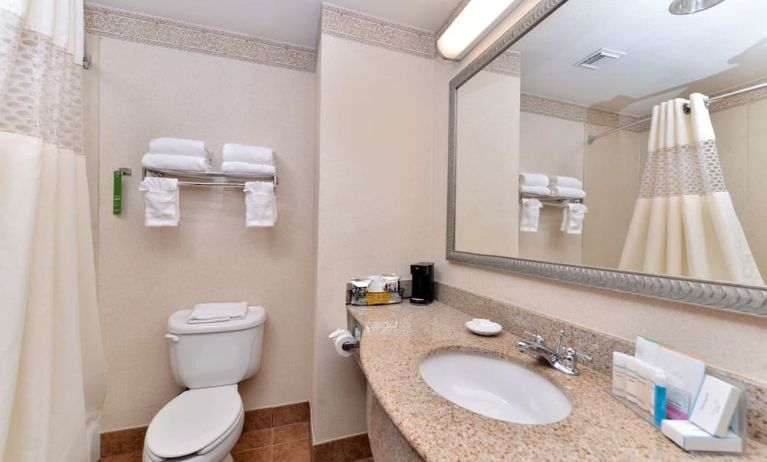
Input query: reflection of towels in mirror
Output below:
<box><xmin>520</xmin><ymin>198</ymin><xmax>543</xmax><ymax>232</ymax></box>
<box><xmin>560</xmin><ymin>203</ymin><xmax>588</xmax><ymax>234</ymax></box>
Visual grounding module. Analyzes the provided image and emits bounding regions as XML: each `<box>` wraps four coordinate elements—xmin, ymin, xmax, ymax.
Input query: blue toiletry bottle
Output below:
<box><xmin>654</xmin><ymin>370</ymin><xmax>668</xmax><ymax>426</ymax></box>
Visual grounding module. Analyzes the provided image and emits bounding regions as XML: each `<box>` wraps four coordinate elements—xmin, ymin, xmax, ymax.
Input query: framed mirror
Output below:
<box><xmin>447</xmin><ymin>0</ymin><xmax>767</xmax><ymax>316</ymax></box>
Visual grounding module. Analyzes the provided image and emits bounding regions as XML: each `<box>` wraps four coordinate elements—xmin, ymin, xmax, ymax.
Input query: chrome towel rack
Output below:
<box><xmin>142</xmin><ymin>167</ymin><xmax>279</xmax><ymax>189</ymax></box>
<box><xmin>520</xmin><ymin>192</ymin><xmax>583</xmax><ymax>208</ymax></box>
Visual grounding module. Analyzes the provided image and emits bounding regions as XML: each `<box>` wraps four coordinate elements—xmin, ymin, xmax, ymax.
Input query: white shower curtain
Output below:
<box><xmin>0</xmin><ymin>1</ymin><xmax>106</xmax><ymax>461</ymax></box>
<box><xmin>619</xmin><ymin>93</ymin><xmax>763</xmax><ymax>285</ymax></box>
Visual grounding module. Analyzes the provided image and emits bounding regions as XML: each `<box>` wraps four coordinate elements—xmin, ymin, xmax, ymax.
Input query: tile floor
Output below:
<box><xmin>98</xmin><ymin>423</ymin><xmax>374</xmax><ymax>462</ymax></box>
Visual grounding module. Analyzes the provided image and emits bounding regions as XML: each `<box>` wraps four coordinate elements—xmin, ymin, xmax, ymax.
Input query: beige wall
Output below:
<box><xmin>431</xmin><ymin>0</ymin><xmax>767</xmax><ymax>384</ymax></box>
<box><xmin>518</xmin><ymin>111</ymin><xmax>584</xmax><ymax>264</ymax></box>
<box><xmin>87</xmin><ymin>36</ymin><xmax>316</xmax><ymax>431</ymax></box>
<box><xmin>312</xmin><ymin>34</ymin><xmax>434</xmax><ymax>443</ymax></box>
<box><xmin>455</xmin><ymin>69</ymin><xmax>520</xmax><ymax>257</ymax></box>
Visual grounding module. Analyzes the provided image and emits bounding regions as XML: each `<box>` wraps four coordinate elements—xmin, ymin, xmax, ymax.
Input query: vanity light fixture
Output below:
<box><xmin>437</xmin><ymin>0</ymin><xmax>521</xmax><ymax>60</ymax></box>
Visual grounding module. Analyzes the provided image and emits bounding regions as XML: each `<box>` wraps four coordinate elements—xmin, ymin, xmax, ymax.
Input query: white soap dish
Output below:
<box><xmin>465</xmin><ymin>319</ymin><xmax>503</xmax><ymax>336</ymax></box>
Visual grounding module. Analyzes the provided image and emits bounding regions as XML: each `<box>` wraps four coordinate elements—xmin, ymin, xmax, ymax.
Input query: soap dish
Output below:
<box><xmin>465</xmin><ymin>319</ymin><xmax>502</xmax><ymax>336</ymax></box>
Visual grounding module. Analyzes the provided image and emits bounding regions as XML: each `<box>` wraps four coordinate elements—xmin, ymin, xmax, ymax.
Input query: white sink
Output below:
<box><xmin>419</xmin><ymin>350</ymin><xmax>572</xmax><ymax>425</ymax></box>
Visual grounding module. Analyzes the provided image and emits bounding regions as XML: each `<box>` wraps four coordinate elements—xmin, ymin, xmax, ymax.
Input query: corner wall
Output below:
<box><xmin>312</xmin><ymin>31</ymin><xmax>435</xmax><ymax>443</ymax></box>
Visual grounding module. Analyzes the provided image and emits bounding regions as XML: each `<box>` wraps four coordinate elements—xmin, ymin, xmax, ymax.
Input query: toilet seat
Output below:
<box><xmin>145</xmin><ymin>385</ymin><xmax>243</xmax><ymax>460</ymax></box>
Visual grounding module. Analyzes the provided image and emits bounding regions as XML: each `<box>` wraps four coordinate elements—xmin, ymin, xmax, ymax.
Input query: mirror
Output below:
<box><xmin>448</xmin><ymin>0</ymin><xmax>767</xmax><ymax>315</ymax></box>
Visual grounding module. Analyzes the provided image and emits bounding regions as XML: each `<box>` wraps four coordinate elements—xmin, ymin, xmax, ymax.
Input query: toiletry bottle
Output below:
<box><xmin>625</xmin><ymin>356</ymin><xmax>639</xmax><ymax>404</ymax></box>
<box><xmin>635</xmin><ymin>360</ymin><xmax>650</xmax><ymax>411</ymax></box>
<box><xmin>612</xmin><ymin>352</ymin><xmax>628</xmax><ymax>398</ymax></box>
<box><xmin>653</xmin><ymin>369</ymin><xmax>668</xmax><ymax>426</ymax></box>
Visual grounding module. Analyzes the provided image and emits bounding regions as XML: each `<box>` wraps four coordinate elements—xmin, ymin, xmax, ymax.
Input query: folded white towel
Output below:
<box><xmin>520</xmin><ymin>198</ymin><xmax>543</xmax><ymax>232</ymax></box>
<box><xmin>139</xmin><ymin>177</ymin><xmax>180</xmax><ymax>227</ymax></box>
<box><xmin>550</xmin><ymin>186</ymin><xmax>586</xmax><ymax>199</ymax></box>
<box><xmin>149</xmin><ymin>137</ymin><xmax>208</xmax><ymax>158</ymax></box>
<box><xmin>244</xmin><ymin>182</ymin><xmax>277</xmax><ymax>227</ymax></box>
<box><xmin>520</xmin><ymin>185</ymin><xmax>552</xmax><ymax>196</ymax></box>
<box><xmin>221</xmin><ymin>162</ymin><xmax>276</xmax><ymax>176</ymax></box>
<box><xmin>519</xmin><ymin>173</ymin><xmax>549</xmax><ymax>187</ymax></box>
<box><xmin>560</xmin><ymin>203</ymin><xmax>588</xmax><ymax>234</ymax></box>
<box><xmin>188</xmin><ymin>302</ymin><xmax>248</xmax><ymax>324</ymax></box>
<box><xmin>549</xmin><ymin>175</ymin><xmax>583</xmax><ymax>189</ymax></box>
<box><xmin>142</xmin><ymin>153</ymin><xmax>210</xmax><ymax>172</ymax></box>
<box><xmin>223</xmin><ymin>143</ymin><xmax>274</xmax><ymax>166</ymax></box>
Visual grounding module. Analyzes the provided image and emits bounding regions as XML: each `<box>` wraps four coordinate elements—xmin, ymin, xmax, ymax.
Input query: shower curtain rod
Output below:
<box><xmin>587</xmin><ymin>81</ymin><xmax>767</xmax><ymax>145</ymax></box>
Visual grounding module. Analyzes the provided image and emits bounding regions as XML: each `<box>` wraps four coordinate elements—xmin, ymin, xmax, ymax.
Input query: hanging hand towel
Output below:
<box><xmin>139</xmin><ymin>177</ymin><xmax>180</xmax><ymax>227</ymax></box>
<box><xmin>221</xmin><ymin>162</ymin><xmax>276</xmax><ymax>176</ymax></box>
<box><xmin>149</xmin><ymin>137</ymin><xmax>208</xmax><ymax>157</ymax></box>
<box><xmin>223</xmin><ymin>143</ymin><xmax>274</xmax><ymax>165</ymax></box>
<box><xmin>244</xmin><ymin>182</ymin><xmax>277</xmax><ymax>227</ymax></box>
<box><xmin>520</xmin><ymin>198</ymin><xmax>543</xmax><ymax>232</ymax></box>
<box><xmin>550</xmin><ymin>186</ymin><xmax>586</xmax><ymax>199</ymax></box>
<box><xmin>188</xmin><ymin>301</ymin><xmax>248</xmax><ymax>324</ymax></box>
<box><xmin>520</xmin><ymin>185</ymin><xmax>552</xmax><ymax>196</ymax></box>
<box><xmin>549</xmin><ymin>175</ymin><xmax>583</xmax><ymax>189</ymax></box>
<box><xmin>142</xmin><ymin>153</ymin><xmax>211</xmax><ymax>172</ymax></box>
<box><xmin>560</xmin><ymin>203</ymin><xmax>588</xmax><ymax>234</ymax></box>
<box><xmin>519</xmin><ymin>172</ymin><xmax>549</xmax><ymax>187</ymax></box>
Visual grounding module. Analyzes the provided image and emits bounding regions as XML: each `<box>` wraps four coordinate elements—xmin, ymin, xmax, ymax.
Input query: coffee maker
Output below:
<box><xmin>410</xmin><ymin>262</ymin><xmax>434</xmax><ymax>305</ymax></box>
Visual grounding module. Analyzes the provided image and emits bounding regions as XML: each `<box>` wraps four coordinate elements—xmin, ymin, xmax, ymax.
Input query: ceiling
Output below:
<box><xmin>86</xmin><ymin>0</ymin><xmax>458</xmax><ymax>48</ymax></box>
<box><xmin>510</xmin><ymin>0</ymin><xmax>767</xmax><ymax>115</ymax></box>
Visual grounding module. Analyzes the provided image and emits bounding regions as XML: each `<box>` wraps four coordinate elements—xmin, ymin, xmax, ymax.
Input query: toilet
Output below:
<box><xmin>142</xmin><ymin>306</ymin><xmax>267</xmax><ymax>462</ymax></box>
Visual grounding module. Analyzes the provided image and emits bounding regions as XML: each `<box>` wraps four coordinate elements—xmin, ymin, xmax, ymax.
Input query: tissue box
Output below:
<box><xmin>661</xmin><ymin>420</ymin><xmax>742</xmax><ymax>453</ymax></box>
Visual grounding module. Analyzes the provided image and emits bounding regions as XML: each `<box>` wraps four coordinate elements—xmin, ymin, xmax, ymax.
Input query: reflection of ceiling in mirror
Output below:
<box><xmin>510</xmin><ymin>0</ymin><xmax>767</xmax><ymax>115</ymax></box>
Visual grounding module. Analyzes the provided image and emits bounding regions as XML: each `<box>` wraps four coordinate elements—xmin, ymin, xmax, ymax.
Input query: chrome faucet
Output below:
<box><xmin>516</xmin><ymin>330</ymin><xmax>592</xmax><ymax>375</ymax></box>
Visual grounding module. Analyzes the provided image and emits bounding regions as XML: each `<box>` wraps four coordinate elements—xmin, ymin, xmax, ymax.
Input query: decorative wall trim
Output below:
<box><xmin>320</xmin><ymin>3</ymin><xmax>436</xmax><ymax>59</ymax></box>
<box><xmin>709</xmin><ymin>76</ymin><xmax>767</xmax><ymax>113</ymax></box>
<box><xmin>84</xmin><ymin>4</ymin><xmax>316</xmax><ymax>72</ymax></box>
<box><xmin>435</xmin><ymin>282</ymin><xmax>767</xmax><ymax>445</ymax></box>
<box><xmin>485</xmin><ymin>50</ymin><xmax>521</xmax><ymax>77</ymax></box>
<box><xmin>521</xmin><ymin>93</ymin><xmax>643</xmax><ymax>129</ymax></box>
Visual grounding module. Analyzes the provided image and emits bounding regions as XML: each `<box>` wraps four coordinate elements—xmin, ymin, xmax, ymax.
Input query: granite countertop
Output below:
<box><xmin>348</xmin><ymin>302</ymin><xmax>767</xmax><ymax>462</ymax></box>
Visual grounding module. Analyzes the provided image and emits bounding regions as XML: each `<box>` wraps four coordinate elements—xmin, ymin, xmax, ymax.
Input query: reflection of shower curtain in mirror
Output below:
<box><xmin>619</xmin><ymin>93</ymin><xmax>763</xmax><ymax>285</ymax></box>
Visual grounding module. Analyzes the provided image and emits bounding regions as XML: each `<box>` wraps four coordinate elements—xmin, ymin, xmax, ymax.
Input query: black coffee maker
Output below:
<box><xmin>410</xmin><ymin>262</ymin><xmax>434</xmax><ymax>305</ymax></box>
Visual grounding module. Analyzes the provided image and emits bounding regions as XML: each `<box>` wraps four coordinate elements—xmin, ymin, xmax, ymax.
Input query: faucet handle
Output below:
<box><xmin>565</xmin><ymin>347</ymin><xmax>592</xmax><ymax>362</ymax></box>
<box><xmin>524</xmin><ymin>331</ymin><xmax>545</xmax><ymax>345</ymax></box>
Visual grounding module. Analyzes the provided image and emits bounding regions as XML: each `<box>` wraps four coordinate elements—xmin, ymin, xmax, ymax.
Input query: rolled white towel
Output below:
<box><xmin>520</xmin><ymin>185</ymin><xmax>552</xmax><ymax>196</ymax></box>
<box><xmin>549</xmin><ymin>175</ymin><xmax>583</xmax><ymax>189</ymax></box>
<box><xmin>149</xmin><ymin>137</ymin><xmax>208</xmax><ymax>158</ymax></box>
<box><xmin>139</xmin><ymin>177</ymin><xmax>180</xmax><ymax>227</ymax></box>
<box><xmin>519</xmin><ymin>173</ymin><xmax>549</xmax><ymax>187</ymax></box>
<box><xmin>223</xmin><ymin>143</ymin><xmax>274</xmax><ymax>166</ymax></box>
<box><xmin>142</xmin><ymin>153</ymin><xmax>210</xmax><ymax>172</ymax></box>
<box><xmin>188</xmin><ymin>302</ymin><xmax>248</xmax><ymax>324</ymax></box>
<box><xmin>244</xmin><ymin>182</ymin><xmax>277</xmax><ymax>227</ymax></box>
<box><xmin>221</xmin><ymin>162</ymin><xmax>276</xmax><ymax>176</ymax></box>
<box><xmin>550</xmin><ymin>186</ymin><xmax>586</xmax><ymax>199</ymax></box>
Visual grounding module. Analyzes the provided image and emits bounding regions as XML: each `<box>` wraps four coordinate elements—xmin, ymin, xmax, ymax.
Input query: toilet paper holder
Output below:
<box><xmin>329</xmin><ymin>328</ymin><xmax>359</xmax><ymax>357</ymax></box>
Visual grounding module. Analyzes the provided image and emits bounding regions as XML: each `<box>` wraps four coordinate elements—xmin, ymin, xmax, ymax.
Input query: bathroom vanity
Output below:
<box><xmin>348</xmin><ymin>302</ymin><xmax>767</xmax><ymax>461</ymax></box>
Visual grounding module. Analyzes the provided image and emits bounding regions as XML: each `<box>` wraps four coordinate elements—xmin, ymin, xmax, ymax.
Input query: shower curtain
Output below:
<box><xmin>0</xmin><ymin>1</ymin><xmax>106</xmax><ymax>461</ymax></box>
<box><xmin>619</xmin><ymin>93</ymin><xmax>763</xmax><ymax>285</ymax></box>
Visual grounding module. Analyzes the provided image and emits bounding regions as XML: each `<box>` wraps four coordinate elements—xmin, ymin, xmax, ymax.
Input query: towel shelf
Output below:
<box><xmin>142</xmin><ymin>167</ymin><xmax>278</xmax><ymax>189</ymax></box>
<box><xmin>520</xmin><ymin>192</ymin><xmax>583</xmax><ymax>208</ymax></box>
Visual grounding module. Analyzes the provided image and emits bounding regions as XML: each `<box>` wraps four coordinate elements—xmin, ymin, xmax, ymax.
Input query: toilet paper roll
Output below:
<box><xmin>329</xmin><ymin>329</ymin><xmax>356</xmax><ymax>358</ymax></box>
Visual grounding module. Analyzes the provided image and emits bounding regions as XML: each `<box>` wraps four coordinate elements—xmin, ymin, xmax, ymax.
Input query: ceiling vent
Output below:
<box><xmin>574</xmin><ymin>48</ymin><xmax>626</xmax><ymax>70</ymax></box>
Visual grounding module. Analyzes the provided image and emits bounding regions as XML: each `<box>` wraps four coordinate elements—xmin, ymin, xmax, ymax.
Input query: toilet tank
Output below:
<box><xmin>165</xmin><ymin>306</ymin><xmax>267</xmax><ymax>389</ymax></box>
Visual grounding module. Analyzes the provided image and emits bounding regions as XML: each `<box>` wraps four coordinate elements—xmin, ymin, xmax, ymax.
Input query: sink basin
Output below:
<box><xmin>419</xmin><ymin>350</ymin><xmax>572</xmax><ymax>425</ymax></box>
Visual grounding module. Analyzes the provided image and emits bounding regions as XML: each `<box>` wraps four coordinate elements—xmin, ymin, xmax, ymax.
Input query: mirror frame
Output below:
<box><xmin>446</xmin><ymin>0</ymin><xmax>767</xmax><ymax>317</ymax></box>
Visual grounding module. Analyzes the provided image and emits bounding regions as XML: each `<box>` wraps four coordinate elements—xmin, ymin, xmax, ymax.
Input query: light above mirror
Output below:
<box><xmin>438</xmin><ymin>0</ymin><xmax>520</xmax><ymax>60</ymax></box>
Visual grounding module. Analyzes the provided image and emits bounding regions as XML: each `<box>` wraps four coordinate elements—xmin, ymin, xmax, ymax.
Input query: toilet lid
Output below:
<box><xmin>146</xmin><ymin>385</ymin><xmax>242</xmax><ymax>459</ymax></box>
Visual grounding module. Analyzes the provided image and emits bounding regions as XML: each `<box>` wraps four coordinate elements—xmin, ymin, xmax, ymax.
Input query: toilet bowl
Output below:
<box><xmin>143</xmin><ymin>306</ymin><xmax>266</xmax><ymax>462</ymax></box>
